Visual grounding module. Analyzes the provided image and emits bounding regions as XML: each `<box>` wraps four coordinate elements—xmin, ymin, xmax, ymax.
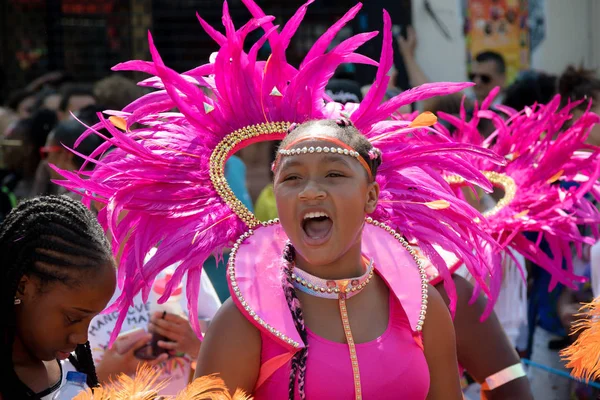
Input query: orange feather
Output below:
<box><xmin>409</xmin><ymin>111</ymin><xmax>437</xmax><ymax>128</ymax></box>
<box><xmin>561</xmin><ymin>297</ymin><xmax>600</xmax><ymax>382</ymax></box>
<box><xmin>72</xmin><ymin>365</ymin><xmax>252</xmax><ymax>400</ymax></box>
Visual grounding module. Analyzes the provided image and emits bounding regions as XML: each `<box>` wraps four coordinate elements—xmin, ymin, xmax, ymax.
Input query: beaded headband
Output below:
<box><xmin>272</xmin><ymin>135</ymin><xmax>375</xmax><ymax>181</ymax></box>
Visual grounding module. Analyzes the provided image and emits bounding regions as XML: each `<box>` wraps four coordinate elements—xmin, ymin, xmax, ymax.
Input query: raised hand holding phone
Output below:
<box><xmin>113</xmin><ymin>327</ymin><xmax>148</xmax><ymax>354</ymax></box>
<box><xmin>397</xmin><ymin>25</ymin><xmax>417</xmax><ymax>59</ymax></box>
<box><xmin>96</xmin><ymin>333</ymin><xmax>168</xmax><ymax>383</ymax></box>
<box><xmin>148</xmin><ymin>311</ymin><xmax>202</xmax><ymax>360</ymax></box>
<box><xmin>136</xmin><ymin>270</ymin><xmax>199</xmax><ymax>360</ymax></box>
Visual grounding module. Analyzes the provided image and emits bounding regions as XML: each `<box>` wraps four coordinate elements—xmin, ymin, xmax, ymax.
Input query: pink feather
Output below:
<box><xmin>436</xmin><ymin>90</ymin><xmax>600</xmax><ymax>292</ymax></box>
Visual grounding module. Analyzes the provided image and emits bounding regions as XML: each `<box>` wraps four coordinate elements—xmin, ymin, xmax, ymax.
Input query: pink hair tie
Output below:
<box><xmin>368</xmin><ymin>148</ymin><xmax>381</xmax><ymax>160</ymax></box>
<box><xmin>286</xmin><ymin>123</ymin><xmax>298</xmax><ymax>134</ymax></box>
<box><xmin>335</xmin><ymin>118</ymin><xmax>352</xmax><ymax>127</ymax></box>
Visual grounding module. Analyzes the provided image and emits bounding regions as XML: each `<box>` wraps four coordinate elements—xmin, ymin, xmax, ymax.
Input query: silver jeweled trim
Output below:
<box><xmin>227</xmin><ymin>219</ymin><xmax>301</xmax><ymax>349</ymax></box>
<box><xmin>365</xmin><ymin>217</ymin><xmax>429</xmax><ymax>331</ymax></box>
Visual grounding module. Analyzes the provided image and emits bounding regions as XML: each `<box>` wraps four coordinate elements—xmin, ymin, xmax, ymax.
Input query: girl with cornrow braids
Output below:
<box><xmin>0</xmin><ymin>195</ymin><xmax>116</xmax><ymax>399</ymax></box>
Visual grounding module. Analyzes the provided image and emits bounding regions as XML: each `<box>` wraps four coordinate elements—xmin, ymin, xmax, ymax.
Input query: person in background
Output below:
<box><xmin>90</xmin><ymin>253</ymin><xmax>222</xmax><ymax>396</ymax></box>
<box><xmin>502</xmin><ymin>70</ymin><xmax>557</xmax><ymax>111</ymax></box>
<box><xmin>469</xmin><ymin>51</ymin><xmax>507</xmax><ymax>104</ymax></box>
<box><xmin>396</xmin><ymin>26</ymin><xmax>430</xmax><ymax>91</ymax></box>
<box><xmin>397</xmin><ymin>27</ymin><xmax>506</xmax><ymax>106</ymax></box>
<box><xmin>5</xmin><ymin>89</ymin><xmax>37</xmax><ymax>119</ymax></box>
<box><xmin>254</xmin><ymin>142</ymin><xmax>279</xmax><ymax>224</ymax></box>
<box><xmin>33</xmin><ymin>88</ymin><xmax>62</xmax><ymax>113</ymax></box>
<box><xmin>396</xmin><ymin>26</ymin><xmax>452</xmax><ymax>111</ymax></box>
<box><xmin>93</xmin><ymin>74</ymin><xmax>145</xmax><ymax>112</ymax></box>
<box><xmin>552</xmin><ymin>66</ymin><xmax>600</xmax><ymax>340</ymax></box>
<box><xmin>58</xmin><ymin>86</ymin><xmax>96</xmax><ymax>121</ymax></box>
<box><xmin>2</xmin><ymin>110</ymin><xmax>57</xmax><ymax>200</ymax></box>
<box><xmin>203</xmin><ymin>154</ymin><xmax>254</xmax><ymax>301</ymax></box>
<box><xmin>558</xmin><ymin>66</ymin><xmax>600</xmax><ymax>146</ymax></box>
<box><xmin>0</xmin><ymin>195</ymin><xmax>116</xmax><ymax>399</ymax></box>
<box><xmin>42</xmin><ymin>118</ymin><xmax>103</xmax><ymax>198</ymax></box>
<box><xmin>32</xmin><ymin>104</ymin><xmax>107</xmax><ymax>198</ymax></box>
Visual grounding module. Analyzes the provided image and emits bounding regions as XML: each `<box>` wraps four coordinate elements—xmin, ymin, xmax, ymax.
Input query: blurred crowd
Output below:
<box><xmin>0</xmin><ymin>72</ymin><xmax>146</xmax><ymax>219</ymax></box>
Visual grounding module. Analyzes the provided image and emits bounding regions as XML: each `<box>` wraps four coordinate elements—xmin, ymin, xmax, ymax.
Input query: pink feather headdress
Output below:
<box><xmin>55</xmin><ymin>0</ymin><xmax>507</xmax><ymax>342</ymax></box>
<box><xmin>432</xmin><ymin>87</ymin><xmax>600</xmax><ymax>292</ymax></box>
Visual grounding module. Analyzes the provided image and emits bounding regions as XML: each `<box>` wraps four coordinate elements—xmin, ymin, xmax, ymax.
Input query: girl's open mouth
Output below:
<box><xmin>301</xmin><ymin>211</ymin><xmax>333</xmax><ymax>246</ymax></box>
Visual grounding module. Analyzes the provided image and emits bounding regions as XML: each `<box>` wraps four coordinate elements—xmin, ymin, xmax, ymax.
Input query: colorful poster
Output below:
<box><xmin>464</xmin><ymin>0</ymin><xmax>530</xmax><ymax>83</ymax></box>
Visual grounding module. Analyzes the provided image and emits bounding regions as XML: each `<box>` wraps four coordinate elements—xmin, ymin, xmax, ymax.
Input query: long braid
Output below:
<box><xmin>68</xmin><ymin>342</ymin><xmax>99</xmax><ymax>388</ymax></box>
<box><xmin>282</xmin><ymin>242</ymin><xmax>308</xmax><ymax>400</ymax></box>
<box><xmin>0</xmin><ymin>195</ymin><xmax>114</xmax><ymax>399</ymax></box>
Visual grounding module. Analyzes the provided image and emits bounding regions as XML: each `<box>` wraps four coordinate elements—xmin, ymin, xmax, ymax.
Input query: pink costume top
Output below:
<box><xmin>227</xmin><ymin>223</ymin><xmax>431</xmax><ymax>399</ymax></box>
<box><xmin>254</xmin><ymin>293</ymin><xmax>430</xmax><ymax>399</ymax></box>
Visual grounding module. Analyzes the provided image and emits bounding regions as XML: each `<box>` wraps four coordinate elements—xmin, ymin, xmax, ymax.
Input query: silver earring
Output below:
<box><xmin>14</xmin><ymin>298</ymin><xmax>21</xmax><ymax>305</ymax></box>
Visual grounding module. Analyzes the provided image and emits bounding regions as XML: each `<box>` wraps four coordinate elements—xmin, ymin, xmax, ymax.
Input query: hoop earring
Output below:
<box><xmin>14</xmin><ymin>298</ymin><xmax>21</xmax><ymax>305</ymax></box>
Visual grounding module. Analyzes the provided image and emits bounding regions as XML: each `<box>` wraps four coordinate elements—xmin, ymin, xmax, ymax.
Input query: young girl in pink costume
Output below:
<box><xmin>55</xmin><ymin>1</ymin><xmax>513</xmax><ymax>398</ymax></box>
<box><xmin>196</xmin><ymin>119</ymin><xmax>466</xmax><ymax>399</ymax></box>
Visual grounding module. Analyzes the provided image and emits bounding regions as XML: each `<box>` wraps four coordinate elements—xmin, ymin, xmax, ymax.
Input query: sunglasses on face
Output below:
<box><xmin>39</xmin><ymin>145</ymin><xmax>63</xmax><ymax>159</ymax></box>
<box><xmin>469</xmin><ymin>73</ymin><xmax>492</xmax><ymax>84</ymax></box>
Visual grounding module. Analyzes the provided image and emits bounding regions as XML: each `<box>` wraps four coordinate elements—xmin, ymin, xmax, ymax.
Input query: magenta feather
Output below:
<box><xmin>300</xmin><ymin>2</ymin><xmax>363</xmax><ymax>68</ymax></box>
<box><xmin>436</xmin><ymin>89</ymin><xmax>600</xmax><ymax>291</ymax></box>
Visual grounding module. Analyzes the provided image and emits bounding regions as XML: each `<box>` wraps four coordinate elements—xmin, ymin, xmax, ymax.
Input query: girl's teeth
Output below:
<box><xmin>304</xmin><ymin>212</ymin><xmax>328</xmax><ymax>220</ymax></box>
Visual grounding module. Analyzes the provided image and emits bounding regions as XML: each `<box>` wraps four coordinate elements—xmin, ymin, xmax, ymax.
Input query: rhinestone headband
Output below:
<box><xmin>279</xmin><ymin>146</ymin><xmax>360</xmax><ymax>158</ymax></box>
<box><xmin>272</xmin><ymin>135</ymin><xmax>374</xmax><ymax>181</ymax></box>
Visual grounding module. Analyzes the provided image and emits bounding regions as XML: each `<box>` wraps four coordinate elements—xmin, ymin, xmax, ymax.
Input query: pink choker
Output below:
<box><xmin>290</xmin><ymin>259</ymin><xmax>374</xmax><ymax>300</ymax></box>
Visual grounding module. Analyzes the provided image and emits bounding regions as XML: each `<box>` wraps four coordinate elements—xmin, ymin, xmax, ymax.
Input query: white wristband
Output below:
<box><xmin>481</xmin><ymin>363</ymin><xmax>527</xmax><ymax>391</ymax></box>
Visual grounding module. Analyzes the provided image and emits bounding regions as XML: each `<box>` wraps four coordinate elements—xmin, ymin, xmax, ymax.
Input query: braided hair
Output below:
<box><xmin>277</xmin><ymin>119</ymin><xmax>381</xmax><ymax>399</ymax></box>
<box><xmin>0</xmin><ymin>195</ymin><xmax>114</xmax><ymax>399</ymax></box>
<box><xmin>282</xmin><ymin>243</ymin><xmax>308</xmax><ymax>400</ymax></box>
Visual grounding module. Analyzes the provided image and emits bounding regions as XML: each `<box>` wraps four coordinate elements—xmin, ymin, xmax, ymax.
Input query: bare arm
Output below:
<box><xmin>397</xmin><ymin>26</ymin><xmax>431</xmax><ymax>89</ymax></box>
<box><xmin>194</xmin><ymin>298</ymin><xmax>261</xmax><ymax>395</ymax></box>
<box><xmin>436</xmin><ymin>275</ymin><xmax>533</xmax><ymax>400</ymax></box>
<box><xmin>423</xmin><ymin>284</ymin><xmax>462</xmax><ymax>400</ymax></box>
<box><xmin>397</xmin><ymin>26</ymin><xmax>446</xmax><ymax>112</ymax></box>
